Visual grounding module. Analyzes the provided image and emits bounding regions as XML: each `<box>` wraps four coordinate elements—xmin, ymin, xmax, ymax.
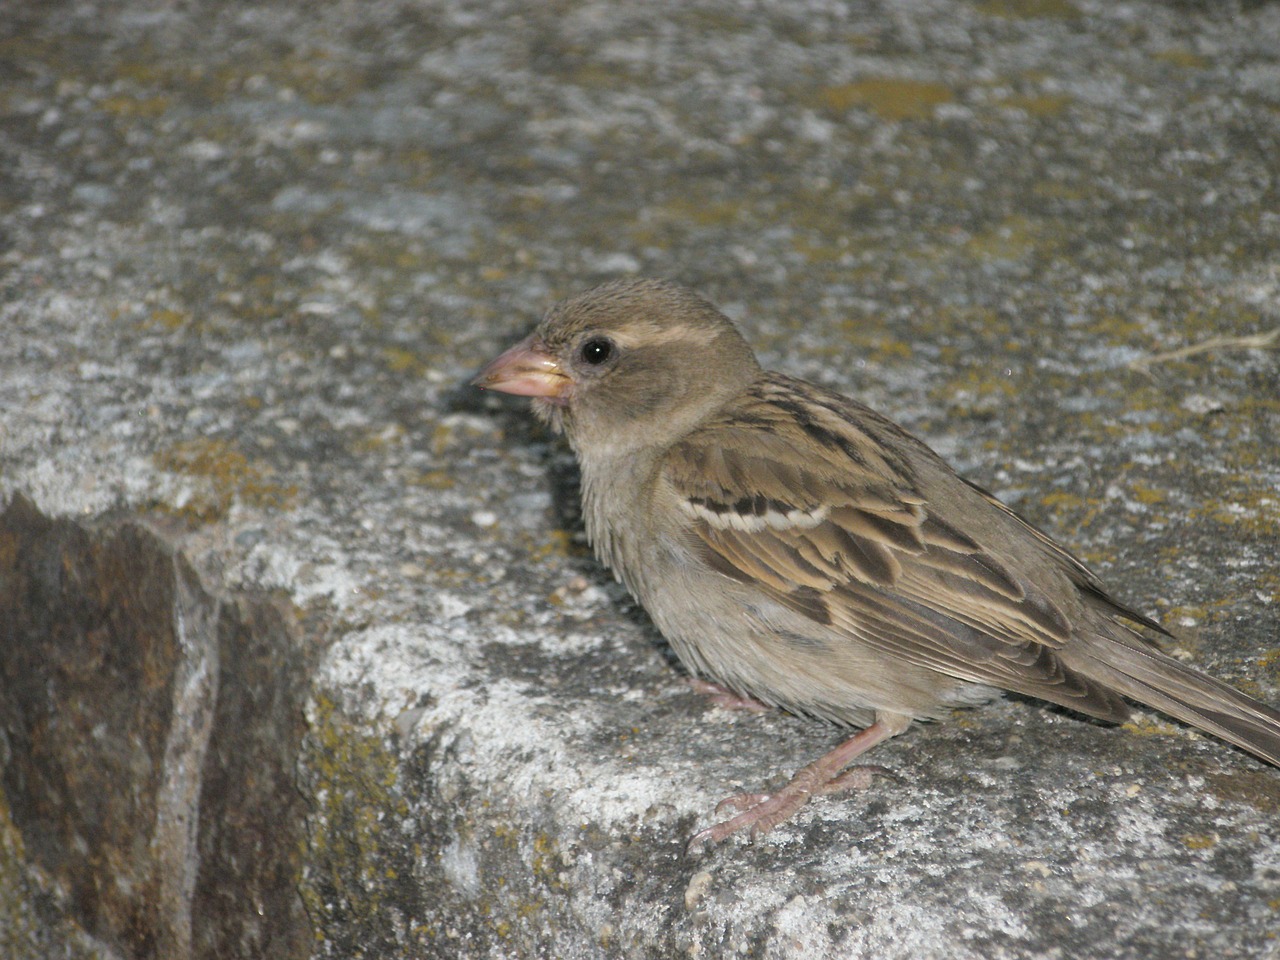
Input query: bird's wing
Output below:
<box><xmin>664</xmin><ymin>374</ymin><xmax>1143</xmax><ymax>721</ymax></box>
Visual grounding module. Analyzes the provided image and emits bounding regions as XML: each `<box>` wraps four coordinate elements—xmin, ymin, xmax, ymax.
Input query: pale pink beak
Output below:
<box><xmin>471</xmin><ymin>334</ymin><xmax>571</xmax><ymax>401</ymax></box>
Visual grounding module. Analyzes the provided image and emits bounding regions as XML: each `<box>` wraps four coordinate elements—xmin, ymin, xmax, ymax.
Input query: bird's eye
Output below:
<box><xmin>578</xmin><ymin>337</ymin><xmax>614</xmax><ymax>366</ymax></box>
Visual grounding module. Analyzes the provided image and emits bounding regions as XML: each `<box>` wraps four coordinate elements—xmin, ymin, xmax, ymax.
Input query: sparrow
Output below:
<box><xmin>473</xmin><ymin>277</ymin><xmax>1280</xmax><ymax>848</ymax></box>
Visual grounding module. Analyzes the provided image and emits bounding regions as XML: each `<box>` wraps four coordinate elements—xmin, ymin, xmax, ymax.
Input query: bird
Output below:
<box><xmin>472</xmin><ymin>277</ymin><xmax>1280</xmax><ymax>848</ymax></box>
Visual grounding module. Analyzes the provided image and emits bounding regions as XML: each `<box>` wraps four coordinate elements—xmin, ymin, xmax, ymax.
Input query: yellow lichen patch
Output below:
<box><xmin>1189</xmin><ymin>487</ymin><xmax>1280</xmax><ymax>539</ymax></box>
<box><xmin>564</xmin><ymin>61</ymin><xmax>637</xmax><ymax>93</ymax></box>
<box><xmin>430</xmin><ymin>419</ymin><xmax>495</xmax><ymax>457</ymax></box>
<box><xmin>1035</xmin><ymin>490</ymin><xmax>1112</xmax><ymax>538</ymax></box>
<box><xmin>277</xmin><ymin>51</ymin><xmax>361</xmax><ymax>106</ymax></box>
<box><xmin>933</xmin><ymin>363</ymin><xmax>1022</xmax><ymax>417</ymax></box>
<box><xmin>519</xmin><ymin>529</ymin><xmax>584</xmax><ymax>571</ymax></box>
<box><xmin>819</xmin><ymin>78</ymin><xmax>955</xmax><ymax>121</ymax></box>
<box><xmin>154</xmin><ymin>437</ymin><xmax>299</xmax><ymax>522</ymax></box>
<box><xmin>1177</xmin><ymin>306</ymin><xmax>1267</xmax><ymax>343</ymax></box>
<box><xmin>1164</xmin><ymin>604</ymin><xmax>1211</xmax><ymax>626</ymax></box>
<box><xmin>653</xmin><ymin>196</ymin><xmax>748</xmax><ymax>229</ymax></box>
<box><xmin>1254</xmin><ymin>650</ymin><xmax>1280</xmax><ymax>686</ymax></box>
<box><xmin>0</xmin><ymin>35</ymin><xmax>59</xmax><ymax>66</ymax></box>
<box><xmin>1001</xmin><ymin>93</ymin><xmax>1073</xmax><ymax>117</ymax></box>
<box><xmin>1154</xmin><ymin>49</ymin><xmax>1209</xmax><ymax>70</ymax></box>
<box><xmin>1163</xmin><ymin>597</ymin><xmax>1241</xmax><ymax>634</ymax></box>
<box><xmin>526</xmin><ymin>834</ymin><xmax>575</xmax><ymax>903</ymax></box>
<box><xmin>547</xmin><ymin>529</ymin><xmax>580</xmax><ymax>558</ymax></box>
<box><xmin>1030</xmin><ymin>178</ymin><xmax>1095</xmax><ymax>202</ymax></box>
<box><xmin>409</xmin><ymin>469</ymin><xmax>457</xmax><ymax>491</ymax></box>
<box><xmin>790</xmin><ymin>233</ymin><xmax>856</xmax><ymax>265</ymax></box>
<box><xmin>1121</xmin><ymin>715</ymin><xmax>1182</xmax><ymax>739</ymax></box>
<box><xmin>115</xmin><ymin>60</ymin><xmax>169</xmax><ymax>85</ymax></box>
<box><xmin>867</xmin><ymin>337</ymin><xmax>914</xmax><ymax>363</ymax></box>
<box><xmin>1181</xmin><ymin>833</ymin><xmax>1218</xmax><ymax>851</ymax></box>
<box><xmin>1087</xmin><ymin>311</ymin><xmax>1162</xmax><ymax>351</ymax></box>
<box><xmin>964</xmin><ymin>214</ymin><xmax>1056</xmax><ymax>263</ymax></box>
<box><xmin>1040</xmin><ymin>491</ymin><xmax>1089</xmax><ymax>513</ymax></box>
<box><xmin>141</xmin><ymin>308</ymin><xmax>189</xmax><ymax>331</ymax></box>
<box><xmin>350</xmin><ymin>424</ymin><xmax>406</xmax><ymax>455</ymax></box>
<box><xmin>98</xmin><ymin>94</ymin><xmax>172</xmax><ymax>118</ymax></box>
<box><xmin>514</xmin><ymin>899</ymin><xmax>545</xmax><ymax>920</ymax></box>
<box><xmin>382</xmin><ymin>347</ymin><xmax>425</xmax><ymax>375</ymax></box>
<box><xmin>977</xmin><ymin>0</ymin><xmax>1082</xmax><ymax>19</ymax></box>
<box><xmin>492</xmin><ymin>823</ymin><xmax>519</xmax><ymax>850</ymax></box>
<box><xmin>299</xmin><ymin>694</ymin><xmax>411</xmax><ymax>932</ymax></box>
<box><xmin>1128</xmin><ymin>482</ymin><xmax>1167</xmax><ymax>506</ymax></box>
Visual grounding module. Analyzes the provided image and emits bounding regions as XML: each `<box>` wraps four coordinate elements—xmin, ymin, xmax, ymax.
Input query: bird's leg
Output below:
<box><xmin>689</xmin><ymin>715</ymin><xmax>905</xmax><ymax>850</ymax></box>
<box><xmin>688</xmin><ymin>677</ymin><xmax>772</xmax><ymax>713</ymax></box>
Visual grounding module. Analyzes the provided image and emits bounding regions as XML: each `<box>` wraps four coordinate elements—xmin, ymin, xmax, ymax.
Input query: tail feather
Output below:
<box><xmin>1077</xmin><ymin>635</ymin><xmax>1280</xmax><ymax>767</ymax></box>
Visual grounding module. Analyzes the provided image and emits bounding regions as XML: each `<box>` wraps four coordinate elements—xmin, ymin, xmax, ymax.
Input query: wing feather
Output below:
<box><xmin>668</xmin><ymin>372</ymin><xmax>1135</xmax><ymax>720</ymax></box>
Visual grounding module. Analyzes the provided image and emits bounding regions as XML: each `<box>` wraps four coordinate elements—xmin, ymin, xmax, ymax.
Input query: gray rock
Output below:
<box><xmin>2</xmin><ymin>1</ymin><xmax>1278</xmax><ymax>958</ymax></box>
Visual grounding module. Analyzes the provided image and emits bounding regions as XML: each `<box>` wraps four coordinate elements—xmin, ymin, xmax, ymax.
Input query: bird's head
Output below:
<box><xmin>473</xmin><ymin>278</ymin><xmax>760</xmax><ymax>459</ymax></box>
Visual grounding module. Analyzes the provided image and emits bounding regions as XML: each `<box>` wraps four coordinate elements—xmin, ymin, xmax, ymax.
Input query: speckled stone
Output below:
<box><xmin>2</xmin><ymin>1</ymin><xmax>1278</xmax><ymax>958</ymax></box>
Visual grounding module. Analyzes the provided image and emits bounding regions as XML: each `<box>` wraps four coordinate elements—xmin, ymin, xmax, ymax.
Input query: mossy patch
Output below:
<box><xmin>1181</xmin><ymin>833</ymin><xmax>1218</xmax><ymax>851</ymax></box>
<box><xmin>97</xmin><ymin>94</ymin><xmax>172</xmax><ymax>118</ymax></box>
<box><xmin>1000</xmin><ymin>93</ymin><xmax>1073</xmax><ymax>118</ymax></box>
<box><xmin>976</xmin><ymin>0</ymin><xmax>1082</xmax><ymax>19</ymax></box>
<box><xmin>818</xmin><ymin>78</ymin><xmax>955</xmax><ymax>122</ymax></box>
<box><xmin>964</xmin><ymin>214</ymin><xmax>1060</xmax><ymax>263</ymax></box>
<box><xmin>1188</xmin><ymin>484</ymin><xmax>1280</xmax><ymax>540</ymax></box>
<box><xmin>1205</xmin><ymin>769</ymin><xmax>1280</xmax><ymax>815</ymax></box>
<box><xmin>300</xmin><ymin>694</ymin><xmax>417</xmax><ymax>952</ymax></box>
<box><xmin>0</xmin><ymin>784</ymin><xmax>107</xmax><ymax>959</ymax></box>
<box><xmin>1153</xmin><ymin>49</ymin><xmax>1210</xmax><ymax>71</ymax></box>
<box><xmin>139</xmin><ymin>308</ymin><xmax>190</xmax><ymax>332</ymax></box>
<box><xmin>154</xmin><ymin>437</ymin><xmax>300</xmax><ymax>522</ymax></box>
<box><xmin>1121</xmin><ymin>714</ymin><xmax>1182</xmax><ymax>740</ymax></box>
<box><xmin>0</xmin><ymin>787</ymin><xmax>43</xmax><ymax>960</ymax></box>
<box><xmin>408</xmin><ymin>468</ymin><xmax>457</xmax><ymax>490</ymax></box>
<box><xmin>298</xmin><ymin>693</ymin><xmax>598</xmax><ymax>955</ymax></box>
<box><xmin>381</xmin><ymin>346</ymin><xmax>425</xmax><ymax>376</ymax></box>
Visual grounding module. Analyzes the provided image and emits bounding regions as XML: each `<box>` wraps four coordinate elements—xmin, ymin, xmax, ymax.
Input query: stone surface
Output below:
<box><xmin>2</xmin><ymin>0</ymin><xmax>1279</xmax><ymax>958</ymax></box>
<box><xmin>0</xmin><ymin>497</ymin><xmax>313</xmax><ymax>960</ymax></box>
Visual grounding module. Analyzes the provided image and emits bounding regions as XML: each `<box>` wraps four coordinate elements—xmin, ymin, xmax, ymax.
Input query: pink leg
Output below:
<box><xmin>688</xmin><ymin>677</ymin><xmax>771</xmax><ymax>714</ymax></box>
<box><xmin>689</xmin><ymin>716</ymin><xmax>905</xmax><ymax>851</ymax></box>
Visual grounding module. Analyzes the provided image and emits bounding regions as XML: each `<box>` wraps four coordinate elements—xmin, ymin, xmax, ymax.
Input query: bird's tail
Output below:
<box><xmin>1078</xmin><ymin>633</ymin><xmax>1280</xmax><ymax>767</ymax></box>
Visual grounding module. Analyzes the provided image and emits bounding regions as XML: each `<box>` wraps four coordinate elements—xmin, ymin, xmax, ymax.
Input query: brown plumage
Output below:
<box><xmin>473</xmin><ymin>277</ymin><xmax>1280</xmax><ymax>847</ymax></box>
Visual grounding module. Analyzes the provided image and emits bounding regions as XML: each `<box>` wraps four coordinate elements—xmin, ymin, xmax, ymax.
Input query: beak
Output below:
<box><xmin>471</xmin><ymin>334</ymin><xmax>571</xmax><ymax>401</ymax></box>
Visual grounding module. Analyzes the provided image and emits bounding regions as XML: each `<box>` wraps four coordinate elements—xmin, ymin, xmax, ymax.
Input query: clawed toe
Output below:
<box><xmin>714</xmin><ymin>792</ymin><xmax>769</xmax><ymax>815</ymax></box>
<box><xmin>687</xmin><ymin>719</ymin><xmax>906</xmax><ymax>852</ymax></box>
<box><xmin>689</xmin><ymin>763</ymin><xmax>899</xmax><ymax>852</ymax></box>
<box><xmin>687</xmin><ymin>804</ymin><xmax>773</xmax><ymax>852</ymax></box>
<box><xmin>688</xmin><ymin>788</ymin><xmax>809</xmax><ymax>852</ymax></box>
<box><xmin>817</xmin><ymin>763</ymin><xmax>899</xmax><ymax>795</ymax></box>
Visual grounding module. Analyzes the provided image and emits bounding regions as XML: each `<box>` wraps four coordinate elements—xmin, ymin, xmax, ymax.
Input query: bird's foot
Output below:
<box><xmin>688</xmin><ymin>677</ymin><xmax>771</xmax><ymax>713</ymax></box>
<box><xmin>688</xmin><ymin>764</ymin><xmax>893</xmax><ymax>851</ymax></box>
<box><xmin>687</xmin><ymin>717</ymin><xmax>904</xmax><ymax>852</ymax></box>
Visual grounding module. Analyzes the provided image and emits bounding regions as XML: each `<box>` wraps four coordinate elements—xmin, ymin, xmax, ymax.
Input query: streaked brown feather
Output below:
<box><xmin>917</xmin><ymin>515</ymin><xmax>982</xmax><ymax>553</ymax></box>
<box><xmin>820</xmin><ymin>584</ymin><xmax>1131</xmax><ymax>720</ymax></box>
<box><xmin>667</xmin><ymin>371</ymin><xmax>1136</xmax><ymax>719</ymax></box>
<box><xmin>828</xmin><ymin>506</ymin><xmax>926</xmax><ymax>555</ymax></box>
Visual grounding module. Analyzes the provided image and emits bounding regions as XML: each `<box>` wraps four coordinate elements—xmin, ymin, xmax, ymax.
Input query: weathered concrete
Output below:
<box><xmin>2</xmin><ymin>0</ymin><xmax>1278</xmax><ymax>957</ymax></box>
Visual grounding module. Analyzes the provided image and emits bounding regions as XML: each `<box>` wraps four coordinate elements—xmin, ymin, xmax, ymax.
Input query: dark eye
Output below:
<box><xmin>578</xmin><ymin>337</ymin><xmax>614</xmax><ymax>366</ymax></box>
